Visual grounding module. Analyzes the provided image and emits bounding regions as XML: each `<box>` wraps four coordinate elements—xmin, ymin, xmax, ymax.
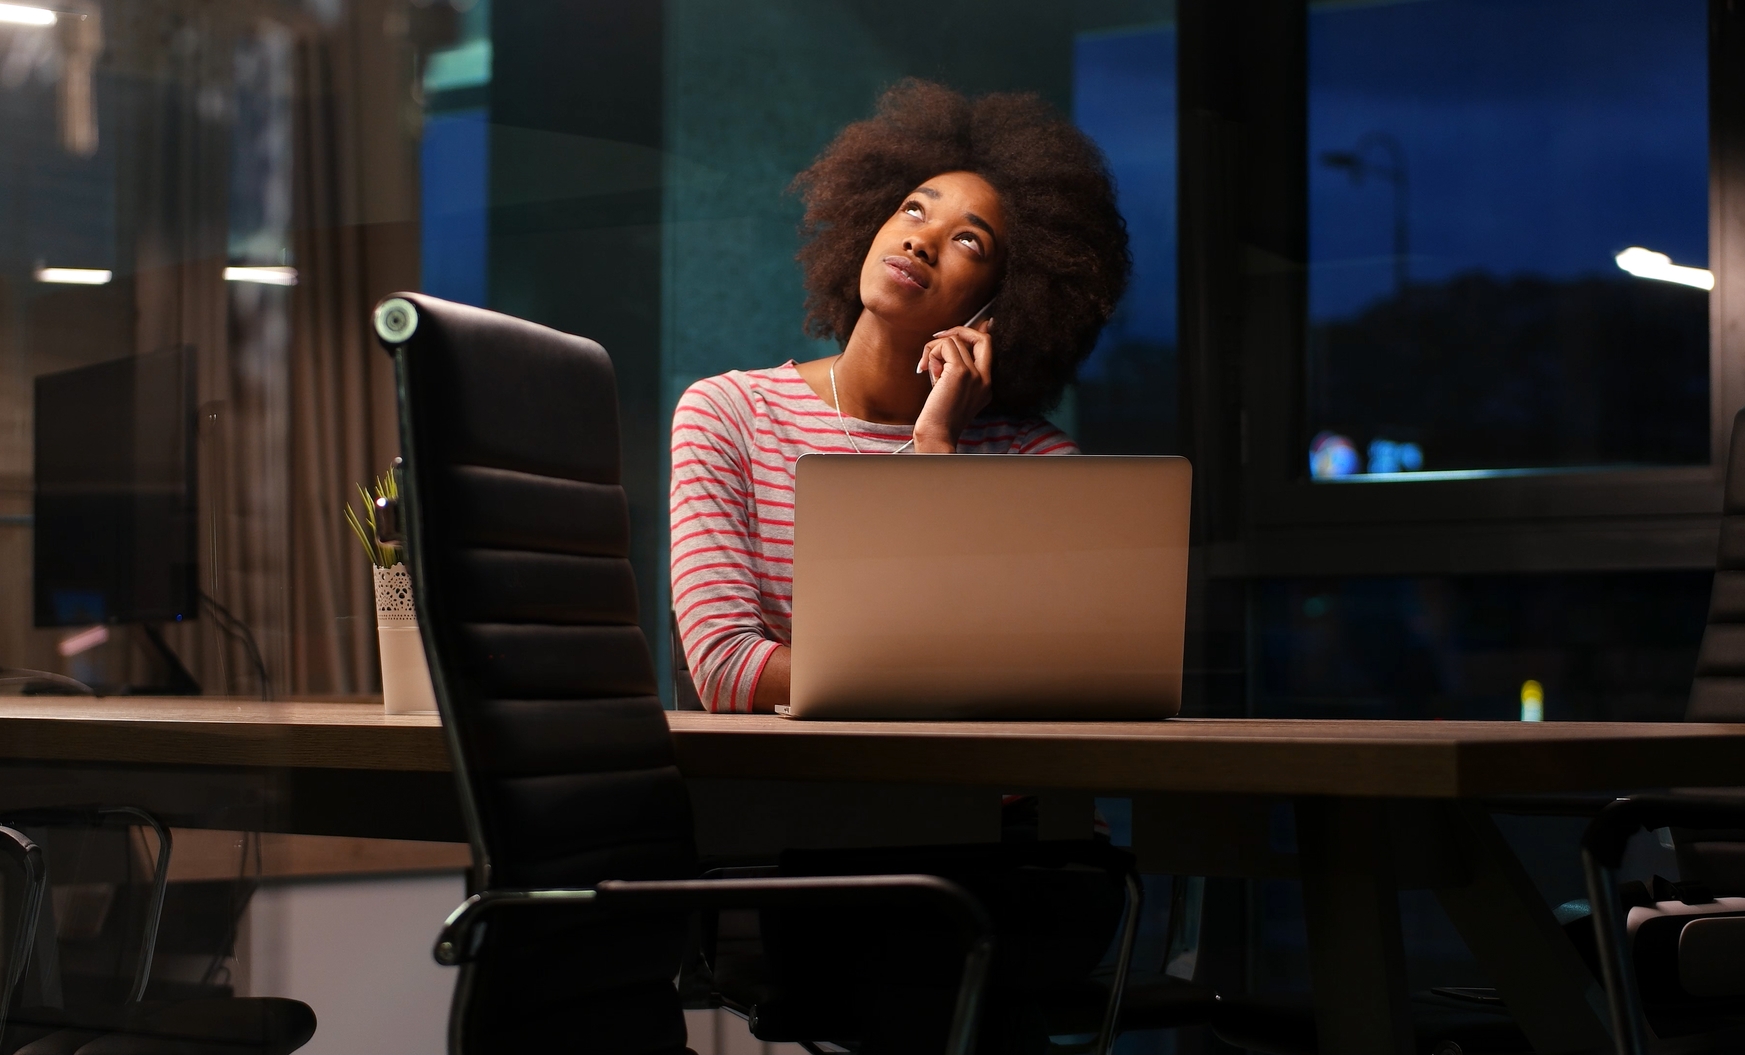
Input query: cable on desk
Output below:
<box><xmin>0</xmin><ymin>667</ymin><xmax>96</xmax><ymax>695</ymax></box>
<box><xmin>200</xmin><ymin>591</ymin><xmax>271</xmax><ymax>700</ymax></box>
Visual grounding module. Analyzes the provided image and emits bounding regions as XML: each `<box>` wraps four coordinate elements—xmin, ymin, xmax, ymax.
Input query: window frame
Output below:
<box><xmin>1179</xmin><ymin>0</ymin><xmax>1745</xmax><ymax>578</ymax></box>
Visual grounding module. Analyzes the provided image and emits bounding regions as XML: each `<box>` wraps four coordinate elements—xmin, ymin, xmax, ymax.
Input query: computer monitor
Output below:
<box><xmin>33</xmin><ymin>347</ymin><xmax>197</xmax><ymax>630</ymax></box>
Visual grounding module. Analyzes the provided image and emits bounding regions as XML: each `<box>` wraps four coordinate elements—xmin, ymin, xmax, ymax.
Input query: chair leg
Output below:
<box><xmin>1163</xmin><ymin>875</ymin><xmax>1205</xmax><ymax>981</ymax></box>
<box><xmin>944</xmin><ymin>933</ymin><xmax>995</xmax><ymax>1055</ymax></box>
<box><xmin>1093</xmin><ymin>872</ymin><xmax>1144</xmax><ymax>1055</ymax></box>
<box><xmin>1583</xmin><ymin>849</ymin><xmax>1648</xmax><ymax>1055</ymax></box>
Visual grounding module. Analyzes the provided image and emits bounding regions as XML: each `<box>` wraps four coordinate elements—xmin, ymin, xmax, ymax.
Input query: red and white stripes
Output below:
<box><xmin>670</xmin><ymin>362</ymin><xmax>1075</xmax><ymax>713</ymax></box>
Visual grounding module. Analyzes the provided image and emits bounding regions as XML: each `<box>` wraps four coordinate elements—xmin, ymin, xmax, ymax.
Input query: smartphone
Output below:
<box><xmin>924</xmin><ymin>298</ymin><xmax>998</xmax><ymax>386</ymax></box>
<box><xmin>964</xmin><ymin>297</ymin><xmax>995</xmax><ymax>328</ymax></box>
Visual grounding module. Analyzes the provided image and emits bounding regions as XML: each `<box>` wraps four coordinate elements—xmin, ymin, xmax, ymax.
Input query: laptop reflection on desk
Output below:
<box><xmin>782</xmin><ymin>454</ymin><xmax>1191</xmax><ymax>721</ymax></box>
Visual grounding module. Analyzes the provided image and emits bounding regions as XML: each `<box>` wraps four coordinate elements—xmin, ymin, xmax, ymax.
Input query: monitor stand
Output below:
<box><xmin>129</xmin><ymin>623</ymin><xmax>201</xmax><ymax>696</ymax></box>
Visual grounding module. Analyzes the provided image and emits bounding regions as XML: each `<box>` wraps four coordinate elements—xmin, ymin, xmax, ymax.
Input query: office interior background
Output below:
<box><xmin>0</xmin><ymin>0</ymin><xmax>1732</xmax><ymax>1050</ymax></box>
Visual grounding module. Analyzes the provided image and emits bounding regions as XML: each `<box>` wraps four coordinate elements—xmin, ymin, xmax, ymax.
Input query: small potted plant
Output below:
<box><xmin>346</xmin><ymin>471</ymin><xmax>437</xmax><ymax>714</ymax></box>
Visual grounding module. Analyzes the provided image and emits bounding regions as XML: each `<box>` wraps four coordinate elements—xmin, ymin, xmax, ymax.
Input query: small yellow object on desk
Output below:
<box><xmin>1520</xmin><ymin>679</ymin><xmax>1544</xmax><ymax>722</ymax></box>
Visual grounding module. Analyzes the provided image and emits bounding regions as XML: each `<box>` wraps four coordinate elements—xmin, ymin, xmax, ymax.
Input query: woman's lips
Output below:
<box><xmin>883</xmin><ymin>255</ymin><xmax>928</xmax><ymax>290</ymax></box>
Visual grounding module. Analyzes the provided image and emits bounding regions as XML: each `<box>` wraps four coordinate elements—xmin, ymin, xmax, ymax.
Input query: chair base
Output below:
<box><xmin>7</xmin><ymin>997</ymin><xmax>316</xmax><ymax>1055</ymax></box>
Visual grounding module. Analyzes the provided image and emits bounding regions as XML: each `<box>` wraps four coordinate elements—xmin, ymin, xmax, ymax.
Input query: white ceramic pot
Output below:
<box><xmin>374</xmin><ymin>563</ymin><xmax>438</xmax><ymax>714</ymax></box>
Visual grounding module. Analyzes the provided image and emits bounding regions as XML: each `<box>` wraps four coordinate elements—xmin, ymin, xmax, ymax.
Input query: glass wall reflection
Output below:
<box><xmin>1</xmin><ymin>1</ymin><xmax>420</xmax><ymax>696</ymax></box>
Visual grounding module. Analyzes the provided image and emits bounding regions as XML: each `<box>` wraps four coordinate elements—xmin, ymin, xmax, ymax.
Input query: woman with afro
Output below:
<box><xmin>671</xmin><ymin>78</ymin><xmax>1131</xmax><ymax>714</ymax></box>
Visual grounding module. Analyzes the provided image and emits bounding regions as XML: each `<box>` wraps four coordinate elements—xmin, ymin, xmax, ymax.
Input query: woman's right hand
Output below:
<box><xmin>912</xmin><ymin>318</ymin><xmax>994</xmax><ymax>453</ymax></box>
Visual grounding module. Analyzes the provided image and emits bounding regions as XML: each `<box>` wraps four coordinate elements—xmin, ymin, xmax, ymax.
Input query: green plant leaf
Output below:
<box><xmin>344</xmin><ymin>472</ymin><xmax>404</xmax><ymax>568</ymax></box>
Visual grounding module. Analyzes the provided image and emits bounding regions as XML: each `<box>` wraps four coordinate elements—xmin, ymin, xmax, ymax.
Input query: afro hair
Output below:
<box><xmin>790</xmin><ymin>79</ymin><xmax>1131</xmax><ymax>417</ymax></box>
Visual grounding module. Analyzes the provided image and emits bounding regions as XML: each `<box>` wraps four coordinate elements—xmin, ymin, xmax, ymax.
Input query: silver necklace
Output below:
<box><xmin>828</xmin><ymin>355</ymin><xmax>915</xmax><ymax>455</ymax></box>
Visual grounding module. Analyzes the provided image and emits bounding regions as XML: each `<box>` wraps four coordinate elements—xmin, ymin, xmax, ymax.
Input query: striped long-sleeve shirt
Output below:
<box><xmin>669</xmin><ymin>361</ymin><xmax>1077</xmax><ymax>713</ymax></box>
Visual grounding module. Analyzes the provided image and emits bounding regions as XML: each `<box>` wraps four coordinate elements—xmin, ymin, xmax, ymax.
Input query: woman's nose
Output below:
<box><xmin>904</xmin><ymin>228</ymin><xmax>938</xmax><ymax>263</ymax></box>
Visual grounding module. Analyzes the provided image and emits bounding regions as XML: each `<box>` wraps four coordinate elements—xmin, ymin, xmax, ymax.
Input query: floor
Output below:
<box><xmin>684</xmin><ymin>1009</ymin><xmax>807</xmax><ymax>1055</ymax></box>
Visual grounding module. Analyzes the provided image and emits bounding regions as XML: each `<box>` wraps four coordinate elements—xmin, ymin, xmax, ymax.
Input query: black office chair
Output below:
<box><xmin>374</xmin><ymin>292</ymin><xmax>999</xmax><ymax>1055</ymax></box>
<box><xmin>1562</xmin><ymin>410</ymin><xmax>1745</xmax><ymax>1055</ymax></box>
<box><xmin>672</xmin><ymin>633</ymin><xmax>1214</xmax><ymax>1049</ymax></box>
<box><xmin>1580</xmin><ymin>795</ymin><xmax>1745</xmax><ymax>1055</ymax></box>
<box><xmin>0</xmin><ymin>807</ymin><xmax>314</xmax><ymax>1055</ymax></box>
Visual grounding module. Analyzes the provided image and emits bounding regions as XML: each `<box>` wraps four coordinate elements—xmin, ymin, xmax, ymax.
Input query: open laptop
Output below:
<box><xmin>783</xmin><ymin>454</ymin><xmax>1192</xmax><ymax>720</ymax></box>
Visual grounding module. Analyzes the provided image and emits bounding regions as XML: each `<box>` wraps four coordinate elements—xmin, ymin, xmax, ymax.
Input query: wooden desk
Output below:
<box><xmin>1</xmin><ymin>699</ymin><xmax>1741</xmax><ymax>795</ymax></box>
<box><xmin>2</xmin><ymin>700</ymin><xmax>1743</xmax><ymax>1054</ymax></box>
<box><xmin>0</xmin><ymin>698</ymin><xmax>448</xmax><ymax>772</ymax></box>
<box><xmin>665</xmin><ymin>712</ymin><xmax>1745</xmax><ymax>796</ymax></box>
<box><xmin>0</xmin><ymin>699</ymin><xmax>459</xmax><ymax>844</ymax></box>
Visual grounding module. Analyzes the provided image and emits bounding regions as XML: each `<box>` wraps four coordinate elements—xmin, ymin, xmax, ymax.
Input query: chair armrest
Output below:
<box><xmin>0</xmin><ymin>805</ymin><xmax>172</xmax><ymax>1003</ymax></box>
<box><xmin>435</xmin><ymin>874</ymin><xmax>994</xmax><ymax>1055</ymax></box>
<box><xmin>1580</xmin><ymin>794</ymin><xmax>1745</xmax><ymax>1055</ymax></box>
<box><xmin>1484</xmin><ymin>793</ymin><xmax>1621</xmax><ymax>817</ymax></box>
<box><xmin>434</xmin><ymin>873</ymin><xmax>990</xmax><ymax>966</ymax></box>
<box><xmin>1581</xmin><ymin>793</ymin><xmax>1745</xmax><ymax>871</ymax></box>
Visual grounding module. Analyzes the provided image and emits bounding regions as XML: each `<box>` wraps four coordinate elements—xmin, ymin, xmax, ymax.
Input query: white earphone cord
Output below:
<box><xmin>829</xmin><ymin>355</ymin><xmax>915</xmax><ymax>455</ymax></box>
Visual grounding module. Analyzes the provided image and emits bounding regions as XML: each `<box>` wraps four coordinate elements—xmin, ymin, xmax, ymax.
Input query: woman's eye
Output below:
<box><xmin>956</xmin><ymin>232</ymin><xmax>982</xmax><ymax>252</ymax></box>
<box><xmin>903</xmin><ymin>201</ymin><xmax>924</xmax><ymax>217</ymax></box>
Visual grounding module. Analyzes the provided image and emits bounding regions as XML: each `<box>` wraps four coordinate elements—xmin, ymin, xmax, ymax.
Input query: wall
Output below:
<box><xmin>237</xmin><ymin>871</ymin><xmax>803</xmax><ymax>1055</ymax></box>
<box><xmin>240</xmin><ymin>873</ymin><xmax>463</xmax><ymax>1055</ymax></box>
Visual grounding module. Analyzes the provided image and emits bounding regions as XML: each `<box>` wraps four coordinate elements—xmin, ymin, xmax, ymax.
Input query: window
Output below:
<box><xmin>1305</xmin><ymin>0</ymin><xmax>1710</xmax><ymax>480</ymax></box>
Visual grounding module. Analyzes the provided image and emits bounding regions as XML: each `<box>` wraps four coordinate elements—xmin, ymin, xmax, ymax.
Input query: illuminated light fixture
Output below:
<box><xmin>34</xmin><ymin>266</ymin><xmax>111</xmax><ymax>285</ymax></box>
<box><xmin>224</xmin><ymin>266</ymin><xmax>298</xmax><ymax>286</ymax></box>
<box><xmin>0</xmin><ymin>3</ymin><xmax>56</xmax><ymax>26</ymax></box>
<box><xmin>1520</xmin><ymin>679</ymin><xmax>1544</xmax><ymax>723</ymax></box>
<box><xmin>1615</xmin><ymin>246</ymin><xmax>1714</xmax><ymax>291</ymax></box>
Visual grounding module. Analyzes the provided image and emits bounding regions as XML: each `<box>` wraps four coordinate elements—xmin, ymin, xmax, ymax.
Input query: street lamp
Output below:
<box><xmin>1322</xmin><ymin>131</ymin><xmax>1410</xmax><ymax>294</ymax></box>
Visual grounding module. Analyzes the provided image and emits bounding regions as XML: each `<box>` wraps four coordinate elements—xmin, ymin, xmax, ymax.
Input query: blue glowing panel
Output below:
<box><xmin>420</xmin><ymin>108</ymin><xmax>489</xmax><ymax>308</ymax></box>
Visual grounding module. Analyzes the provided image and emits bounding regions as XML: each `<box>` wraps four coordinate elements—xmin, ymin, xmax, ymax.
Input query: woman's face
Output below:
<box><xmin>857</xmin><ymin>170</ymin><xmax>1006</xmax><ymax>334</ymax></box>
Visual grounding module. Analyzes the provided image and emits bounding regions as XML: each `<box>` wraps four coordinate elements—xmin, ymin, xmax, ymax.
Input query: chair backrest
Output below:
<box><xmin>1689</xmin><ymin>408</ymin><xmax>1745</xmax><ymax>720</ymax></box>
<box><xmin>2</xmin><ymin>807</ymin><xmax>173</xmax><ymax>1015</ymax></box>
<box><xmin>376</xmin><ymin>292</ymin><xmax>696</xmax><ymax>891</ymax></box>
<box><xmin>380</xmin><ymin>295</ymin><xmax>697</xmax><ymax>1051</ymax></box>
<box><xmin>0</xmin><ymin>825</ymin><xmax>44</xmax><ymax>1044</ymax></box>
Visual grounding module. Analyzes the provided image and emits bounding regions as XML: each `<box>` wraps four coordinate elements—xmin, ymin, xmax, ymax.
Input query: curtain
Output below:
<box><xmin>286</xmin><ymin>30</ymin><xmax>376</xmax><ymax>696</ymax></box>
<box><xmin>285</xmin><ymin>0</ymin><xmax>415</xmax><ymax>695</ymax></box>
<box><xmin>122</xmin><ymin>0</ymin><xmax>261</xmax><ymax>694</ymax></box>
<box><xmin>119</xmin><ymin>0</ymin><xmax>417</xmax><ymax>697</ymax></box>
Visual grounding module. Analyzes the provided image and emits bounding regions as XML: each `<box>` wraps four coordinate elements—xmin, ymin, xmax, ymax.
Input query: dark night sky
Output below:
<box><xmin>1074</xmin><ymin>26</ymin><xmax>1179</xmax><ymax>370</ymax></box>
<box><xmin>1309</xmin><ymin>0</ymin><xmax>1708</xmax><ymax>320</ymax></box>
<box><xmin>1066</xmin><ymin>0</ymin><xmax>1706</xmax><ymax>347</ymax></box>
